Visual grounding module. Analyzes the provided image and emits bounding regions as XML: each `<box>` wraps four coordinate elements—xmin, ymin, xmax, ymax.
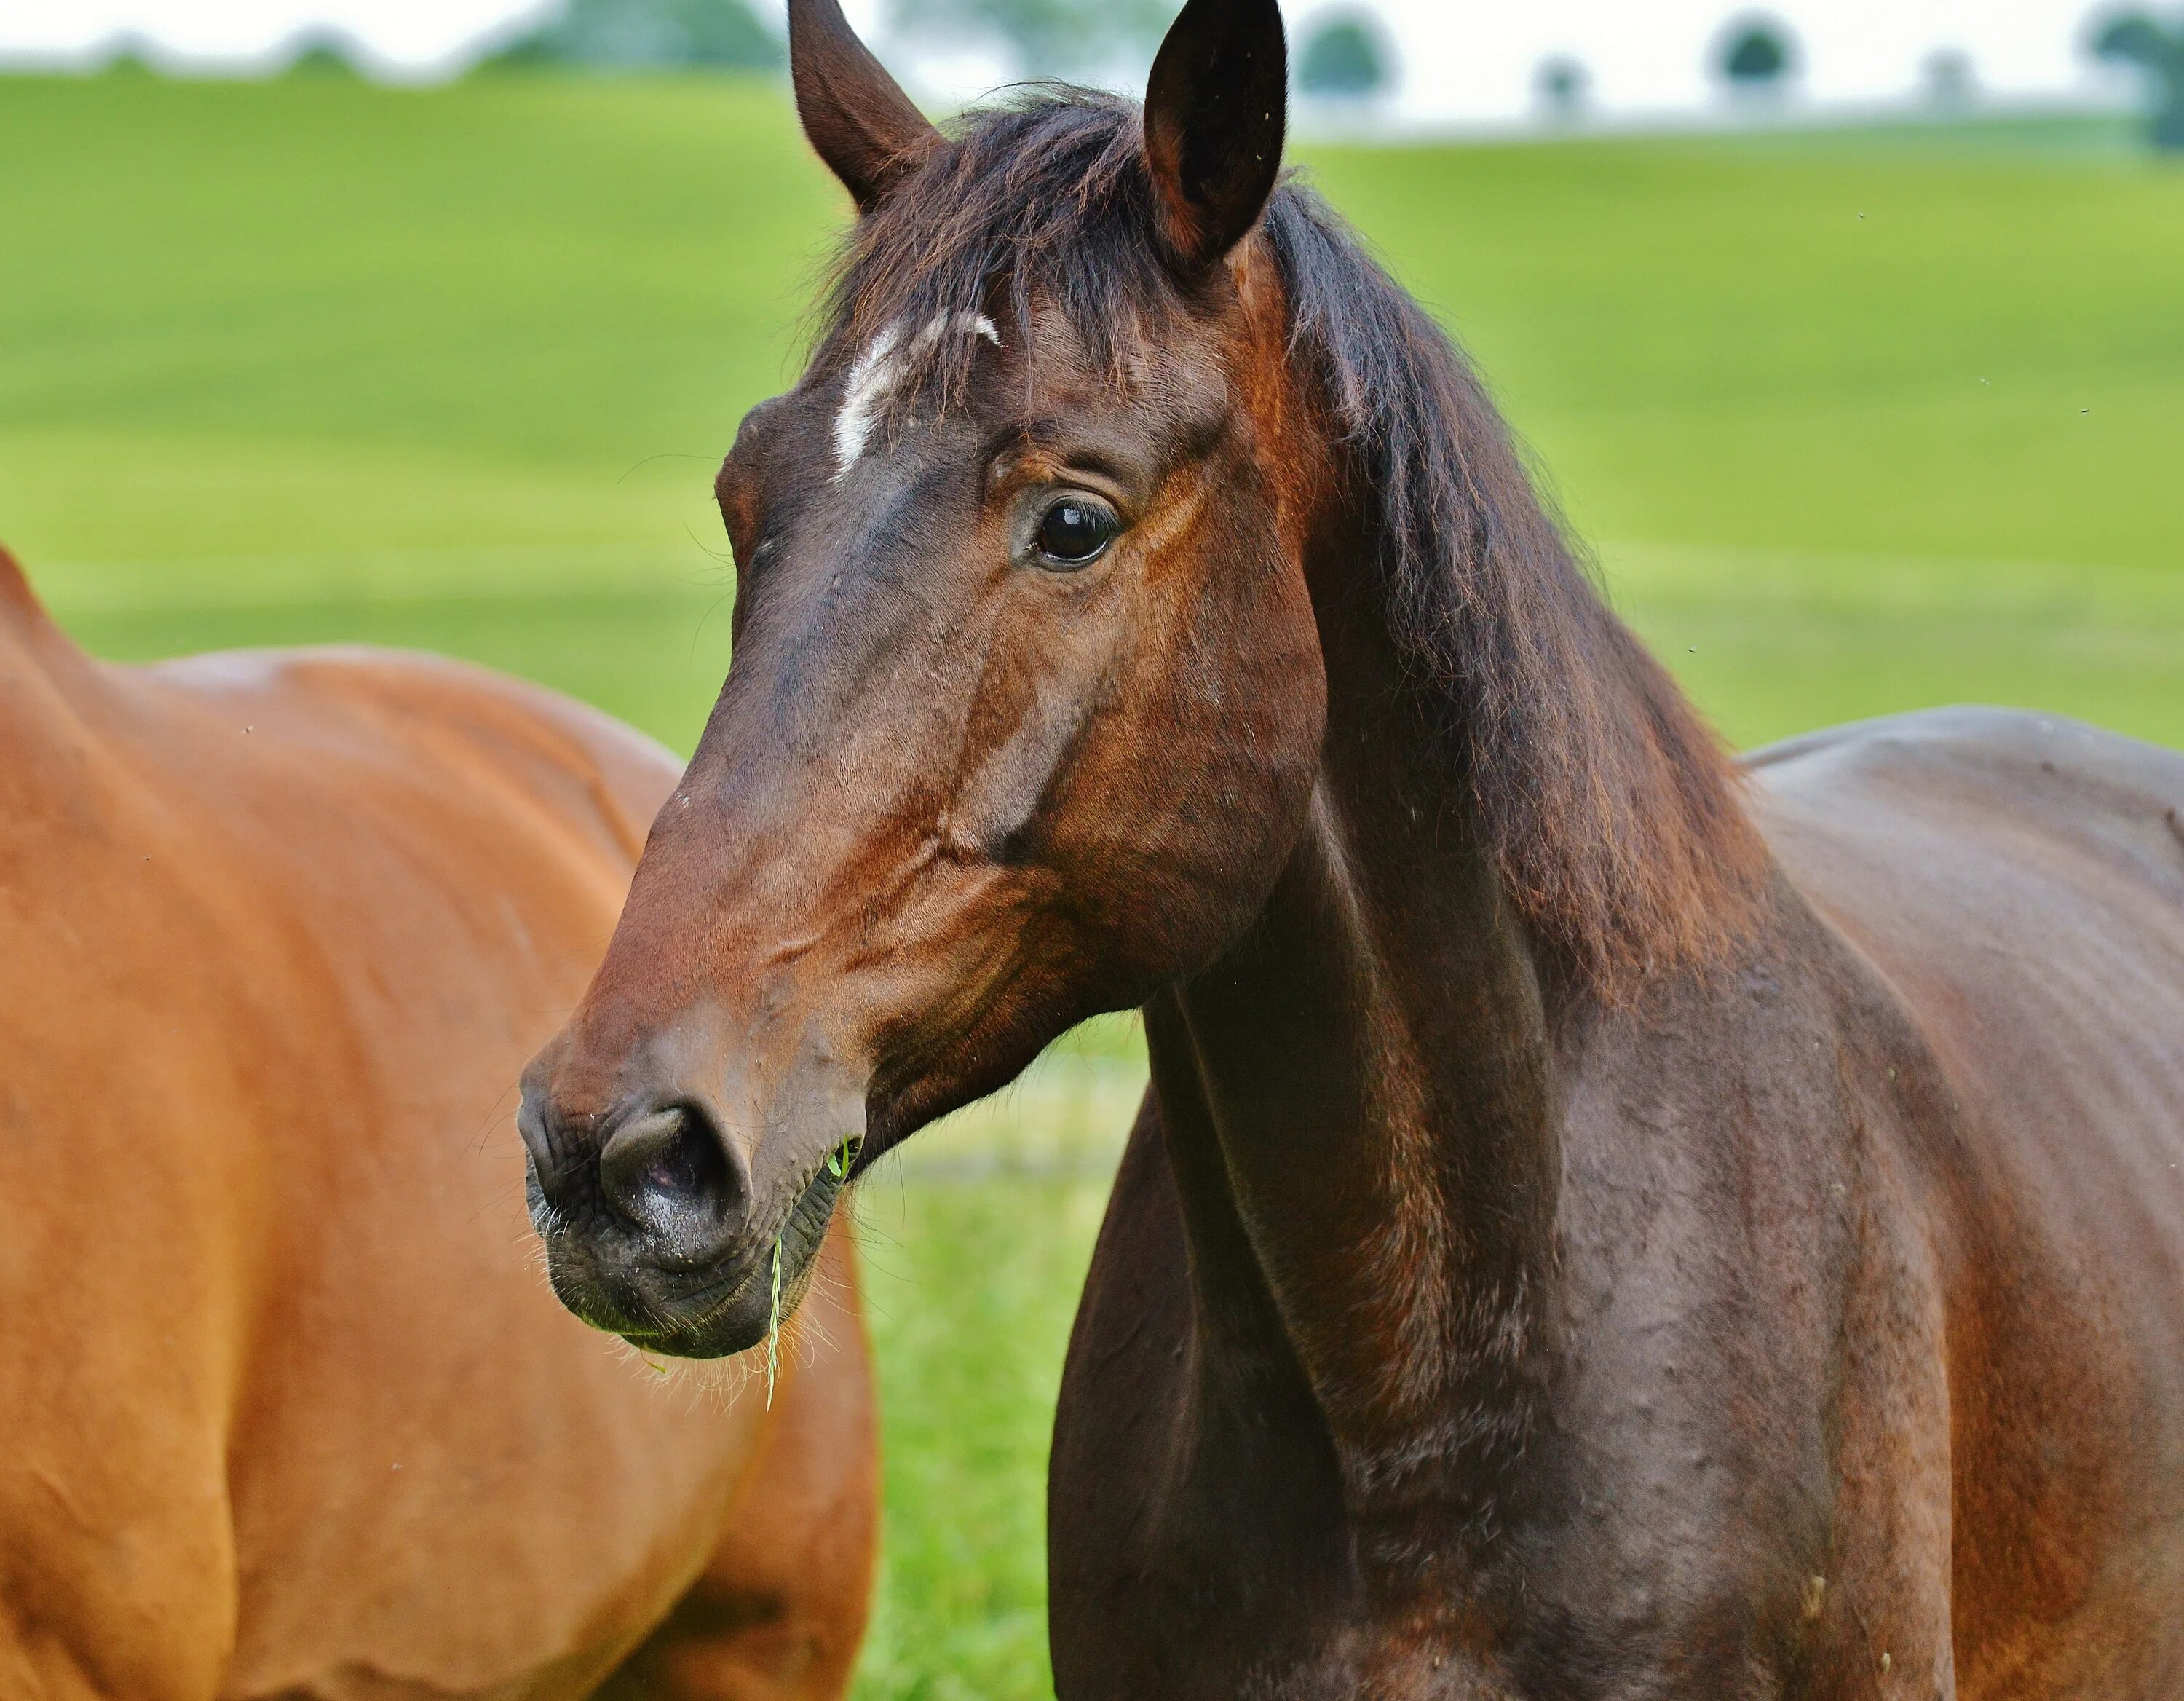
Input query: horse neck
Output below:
<box><xmin>1147</xmin><ymin>518</ymin><xmax>1565</xmax><ymax>1601</ymax></box>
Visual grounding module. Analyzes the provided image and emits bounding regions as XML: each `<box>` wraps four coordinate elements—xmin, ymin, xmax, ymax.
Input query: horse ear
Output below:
<box><xmin>1142</xmin><ymin>0</ymin><xmax>1289</xmax><ymax>274</ymax></box>
<box><xmin>788</xmin><ymin>0</ymin><xmax>941</xmax><ymax>213</ymax></box>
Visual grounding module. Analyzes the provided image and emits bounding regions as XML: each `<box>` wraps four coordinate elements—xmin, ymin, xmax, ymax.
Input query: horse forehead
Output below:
<box><xmin>832</xmin><ymin>312</ymin><xmax>1001</xmax><ymax>478</ymax></box>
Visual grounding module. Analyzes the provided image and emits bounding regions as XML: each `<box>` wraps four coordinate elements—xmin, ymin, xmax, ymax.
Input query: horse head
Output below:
<box><xmin>519</xmin><ymin>0</ymin><xmax>1329</xmax><ymax>1357</ymax></box>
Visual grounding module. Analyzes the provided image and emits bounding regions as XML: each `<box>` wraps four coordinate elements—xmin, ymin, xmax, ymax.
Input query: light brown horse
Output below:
<box><xmin>523</xmin><ymin>0</ymin><xmax>2184</xmax><ymax>1694</ymax></box>
<box><xmin>0</xmin><ymin>547</ymin><xmax>874</xmax><ymax>1700</ymax></box>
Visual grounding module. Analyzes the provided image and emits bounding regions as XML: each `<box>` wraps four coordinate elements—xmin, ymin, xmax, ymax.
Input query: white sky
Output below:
<box><xmin>0</xmin><ymin>0</ymin><xmax>2132</xmax><ymax>124</ymax></box>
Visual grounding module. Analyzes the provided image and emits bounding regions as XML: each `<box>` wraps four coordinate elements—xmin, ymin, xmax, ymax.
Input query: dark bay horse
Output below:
<box><xmin>0</xmin><ymin>548</ymin><xmax>874</xmax><ymax>1700</ymax></box>
<box><xmin>521</xmin><ymin>0</ymin><xmax>2184</xmax><ymax>1692</ymax></box>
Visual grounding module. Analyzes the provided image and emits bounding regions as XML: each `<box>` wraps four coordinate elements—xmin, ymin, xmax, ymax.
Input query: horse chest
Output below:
<box><xmin>1052</xmin><ymin>1365</ymin><xmax>1834</xmax><ymax>1701</ymax></box>
<box><xmin>1052</xmin><ymin>1105</ymin><xmax>1873</xmax><ymax>1700</ymax></box>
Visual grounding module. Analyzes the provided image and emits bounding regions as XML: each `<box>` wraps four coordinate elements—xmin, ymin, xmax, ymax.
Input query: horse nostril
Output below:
<box><xmin>641</xmin><ymin>1126</ymin><xmax>716</xmax><ymax>1197</ymax></box>
<box><xmin>596</xmin><ymin>1103</ymin><xmax>743</xmax><ymax>1251</ymax></box>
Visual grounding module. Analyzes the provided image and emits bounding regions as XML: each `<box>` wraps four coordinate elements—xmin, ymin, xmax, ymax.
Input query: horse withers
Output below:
<box><xmin>0</xmin><ymin>548</ymin><xmax>874</xmax><ymax>1700</ymax></box>
<box><xmin>523</xmin><ymin>0</ymin><xmax>2184</xmax><ymax>1694</ymax></box>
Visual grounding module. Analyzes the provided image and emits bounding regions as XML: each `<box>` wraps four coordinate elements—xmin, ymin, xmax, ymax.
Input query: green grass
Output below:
<box><xmin>847</xmin><ymin>1175</ymin><xmax>1112</xmax><ymax>1698</ymax></box>
<box><xmin>4</xmin><ymin>72</ymin><xmax>2181</xmax><ymax>1700</ymax></box>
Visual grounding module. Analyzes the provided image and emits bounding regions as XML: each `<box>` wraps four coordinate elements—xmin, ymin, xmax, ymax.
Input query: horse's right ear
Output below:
<box><xmin>1142</xmin><ymin>0</ymin><xmax>1289</xmax><ymax>275</ymax></box>
<box><xmin>788</xmin><ymin>0</ymin><xmax>941</xmax><ymax>213</ymax></box>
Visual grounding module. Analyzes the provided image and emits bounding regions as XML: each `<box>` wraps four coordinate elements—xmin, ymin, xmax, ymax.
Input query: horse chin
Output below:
<box><xmin>610</xmin><ymin>1273</ymin><xmax>779</xmax><ymax>1362</ymax></box>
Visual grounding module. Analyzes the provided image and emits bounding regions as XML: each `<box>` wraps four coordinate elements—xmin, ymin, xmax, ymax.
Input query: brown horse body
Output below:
<box><xmin>524</xmin><ymin>1</ymin><xmax>2184</xmax><ymax>1693</ymax></box>
<box><xmin>1052</xmin><ymin>709</ymin><xmax>2184</xmax><ymax>1697</ymax></box>
<box><xmin>0</xmin><ymin>551</ymin><xmax>874</xmax><ymax>1700</ymax></box>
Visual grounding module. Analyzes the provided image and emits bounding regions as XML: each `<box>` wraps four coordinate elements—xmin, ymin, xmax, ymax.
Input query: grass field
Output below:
<box><xmin>4</xmin><ymin>70</ymin><xmax>2181</xmax><ymax>1699</ymax></box>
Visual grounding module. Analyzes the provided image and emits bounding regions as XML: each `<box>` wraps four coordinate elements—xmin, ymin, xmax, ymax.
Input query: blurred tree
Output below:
<box><xmin>1535</xmin><ymin>53</ymin><xmax>1588</xmax><ymax>122</ymax></box>
<box><xmin>1717</xmin><ymin>15</ymin><xmax>1796</xmax><ymax>94</ymax></box>
<box><xmin>282</xmin><ymin>28</ymin><xmax>369</xmax><ymax>76</ymax></box>
<box><xmin>1920</xmin><ymin>47</ymin><xmax>1974</xmax><ymax>109</ymax></box>
<box><xmin>96</xmin><ymin>33</ymin><xmax>162</xmax><ymax>76</ymax></box>
<box><xmin>2091</xmin><ymin>10</ymin><xmax>2184</xmax><ymax>150</ymax></box>
<box><xmin>889</xmin><ymin>0</ymin><xmax>1177</xmax><ymax>79</ymax></box>
<box><xmin>480</xmin><ymin>0</ymin><xmax>784</xmax><ymax>71</ymax></box>
<box><xmin>1298</xmin><ymin>12</ymin><xmax>1393</xmax><ymax>102</ymax></box>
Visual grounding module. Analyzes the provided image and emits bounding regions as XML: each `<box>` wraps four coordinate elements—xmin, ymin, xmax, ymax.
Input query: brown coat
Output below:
<box><xmin>0</xmin><ymin>550</ymin><xmax>874</xmax><ymax>1700</ymax></box>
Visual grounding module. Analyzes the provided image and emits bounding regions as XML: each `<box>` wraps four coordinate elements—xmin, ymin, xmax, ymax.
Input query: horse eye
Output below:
<box><xmin>1033</xmin><ymin>496</ymin><xmax>1119</xmax><ymax>569</ymax></box>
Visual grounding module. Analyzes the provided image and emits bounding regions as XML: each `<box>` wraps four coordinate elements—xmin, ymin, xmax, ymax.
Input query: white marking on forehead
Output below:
<box><xmin>833</xmin><ymin>312</ymin><xmax>1000</xmax><ymax>479</ymax></box>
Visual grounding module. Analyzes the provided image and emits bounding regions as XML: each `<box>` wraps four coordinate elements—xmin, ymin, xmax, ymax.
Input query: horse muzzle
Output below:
<box><xmin>517</xmin><ymin>1062</ymin><xmax>862</xmax><ymax>1359</ymax></box>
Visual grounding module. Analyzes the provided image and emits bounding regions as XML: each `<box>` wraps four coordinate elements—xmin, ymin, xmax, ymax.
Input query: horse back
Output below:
<box><xmin>1752</xmin><ymin>706</ymin><xmax>2184</xmax><ymax>1279</ymax></box>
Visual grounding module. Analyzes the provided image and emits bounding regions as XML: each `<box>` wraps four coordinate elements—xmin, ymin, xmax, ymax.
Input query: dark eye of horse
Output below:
<box><xmin>1033</xmin><ymin>497</ymin><xmax>1119</xmax><ymax>569</ymax></box>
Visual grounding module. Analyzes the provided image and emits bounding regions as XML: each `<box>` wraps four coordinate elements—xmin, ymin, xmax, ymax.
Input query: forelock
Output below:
<box><xmin>819</xmin><ymin>91</ymin><xmax>1188</xmax><ymax>425</ymax></box>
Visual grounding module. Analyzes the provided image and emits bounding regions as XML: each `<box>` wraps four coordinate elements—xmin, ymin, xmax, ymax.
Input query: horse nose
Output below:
<box><xmin>594</xmin><ymin>1100</ymin><xmax>751</xmax><ymax>1266</ymax></box>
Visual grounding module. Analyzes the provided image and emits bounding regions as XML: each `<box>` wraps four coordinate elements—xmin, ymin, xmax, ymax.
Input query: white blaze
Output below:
<box><xmin>832</xmin><ymin>312</ymin><xmax>1000</xmax><ymax>479</ymax></box>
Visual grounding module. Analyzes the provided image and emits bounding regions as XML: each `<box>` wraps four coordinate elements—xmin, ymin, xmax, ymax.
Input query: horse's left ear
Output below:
<box><xmin>788</xmin><ymin>0</ymin><xmax>942</xmax><ymax>213</ymax></box>
<box><xmin>1142</xmin><ymin>0</ymin><xmax>1289</xmax><ymax>275</ymax></box>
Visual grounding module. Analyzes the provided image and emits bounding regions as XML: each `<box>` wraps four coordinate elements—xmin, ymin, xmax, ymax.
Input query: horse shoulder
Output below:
<box><xmin>1744</xmin><ymin>706</ymin><xmax>2184</xmax><ymax>1693</ymax></box>
<box><xmin>1527</xmin><ymin>904</ymin><xmax>1950</xmax><ymax>1686</ymax></box>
